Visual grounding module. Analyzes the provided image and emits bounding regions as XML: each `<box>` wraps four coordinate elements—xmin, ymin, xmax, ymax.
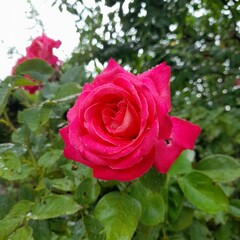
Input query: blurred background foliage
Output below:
<box><xmin>0</xmin><ymin>0</ymin><xmax>240</xmax><ymax>239</ymax></box>
<box><xmin>51</xmin><ymin>0</ymin><xmax>240</xmax><ymax>159</ymax></box>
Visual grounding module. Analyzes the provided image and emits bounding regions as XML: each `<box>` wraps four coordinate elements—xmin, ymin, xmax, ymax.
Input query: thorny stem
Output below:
<box><xmin>39</xmin><ymin>93</ymin><xmax>80</xmax><ymax>107</ymax></box>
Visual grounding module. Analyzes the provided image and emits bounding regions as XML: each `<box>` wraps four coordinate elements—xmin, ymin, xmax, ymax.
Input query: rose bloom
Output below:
<box><xmin>25</xmin><ymin>34</ymin><xmax>61</xmax><ymax>66</ymax></box>
<box><xmin>12</xmin><ymin>34</ymin><xmax>61</xmax><ymax>94</ymax></box>
<box><xmin>60</xmin><ymin>59</ymin><xmax>201</xmax><ymax>181</ymax></box>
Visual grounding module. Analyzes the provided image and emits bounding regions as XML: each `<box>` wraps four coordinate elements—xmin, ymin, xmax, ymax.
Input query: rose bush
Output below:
<box><xmin>60</xmin><ymin>59</ymin><xmax>201</xmax><ymax>181</ymax></box>
<box><xmin>12</xmin><ymin>34</ymin><xmax>61</xmax><ymax>93</ymax></box>
<box><xmin>1</xmin><ymin>1</ymin><xmax>240</xmax><ymax>237</ymax></box>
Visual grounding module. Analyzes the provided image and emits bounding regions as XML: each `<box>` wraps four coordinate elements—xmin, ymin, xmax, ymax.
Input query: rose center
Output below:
<box><xmin>102</xmin><ymin>99</ymin><xmax>139</xmax><ymax>138</ymax></box>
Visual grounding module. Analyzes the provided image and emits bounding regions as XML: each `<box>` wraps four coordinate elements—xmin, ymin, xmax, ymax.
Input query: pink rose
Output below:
<box><xmin>12</xmin><ymin>34</ymin><xmax>62</xmax><ymax>94</ymax></box>
<box><xmin>26</xmin><ymin>34</ymin><xmax>61</xmax><ymax>66</ymax></box>
<box><xmin>60</xmin><ymin>59</ymin><xmax>201</xmax><ymax>181</ymax></box>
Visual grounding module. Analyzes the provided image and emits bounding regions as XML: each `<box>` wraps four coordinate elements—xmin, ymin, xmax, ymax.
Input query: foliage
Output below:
<box><xmin>0</xmin><ymin>0</ymin><xmax>240</xmax><ymax>239</ymax></box>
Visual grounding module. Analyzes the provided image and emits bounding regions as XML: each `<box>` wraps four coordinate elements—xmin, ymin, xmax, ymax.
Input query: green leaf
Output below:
<box><xmin>49</xmin><ymin>177</ymin><xmax>75</xmax><ymax>192</ymax></box>
<box><xmin>71</xmin><ymin>219</ymin><xmax>86</xmax><ymax>240</ymax></box>
<box><xmin>83</xmin><ymin>215</ymin><xmax>105</xmax><ymax>240</ymax></box>
<box><xmin>11</xmin><ymin>76</ymin><xmax>41</xmax><ymax>86</ymax></box>
<box><xmin>168</xmin><ymin>150</ymin><xmax>194</xmax><ymax>177</ymax></box>
<box><xmin>140</xmin><ymin>167</ymin><xmax>167</xmax><ymax>192</ymax></box>
<box><xmin>0</xmin><ymin>152</ymin><xmax>33</xmax><ymax>181</ymax></box>
<box><xmin>18</xmin><ymin>108</ymin><xmax>41</xmax><ymax>132</ymax></box>
<box><xmin>4</xmin><ymin>200</ymin><xmax>33</xmax><ymax>220</ymax></box>
<box><xmin>130</xmin><ymin>181</ymin><xmax>165</xmax><ymax>225</ymax></box>
<box><xmin>39</xmin><ymin>107</ymin><xmax>51</xmax><ymax>126</ymax></box>
<box><xmin>132</xmin><ymin>224</ymin><xmax>161</xmax><ymax>240</ymax></box>
<box><xmin>0</xmin><ymin>200</ymin><xmax>33</xmax><ymax>240</ymax></box>
<box><xmin>178</xmin><ymin>171</ymin><xmax>228</xmax><ymax>214</ymax></box>
<box><xmin>196</xmin><ymin>154</ymin><xmax>240</xmax><ymax>182</ymax></box>
<box><xmin>50</xmin><ymin>218</ymin><xmax>67</xmax><ymax>233</ymax></box>
<box><xmin>0</xmin><ymin>83</ymin><xmax>11</xmax><ymax>115</ymax></box>
<box><xmin>38</xmin><ymin>149</ymin><xmax>62</xmax><ymax>168</ymax></box>
<box><xmin>54</xmin><ymin>82</ymin><xmax>81</xmax><ymax>100</ymax></box>
<box><xmin>215</xmin><ymin>220</ymin><xmax>239</xmax><ymax>240</ymax></box>
<box><xmin>75</xmin><ymin>178</ymin><xmax>101</xmax><ymax>206</ymax></box>
<box><xmin>0</xmin><ymin>195</ymin><xmax>15</xmax><ymax>220</ymax></box>
<box><xmin>168</xmin><ymin>184</ymin><xmax>184</xmax><ymax>223</ymax></box>
<box><xmin>41</xmin><ymin>82</ymin><xmax>59</xmax><ymax>99</ymax></box>
<box><xmin>61</xmin><ymin>162</ymin><xmax>92</xmax><ymax>185</ymax></box>
<box><xmin>60</xmin><ymin>65</ymin><xmax>86</xmax><ymax>84</ymax></box>
<box><xmin>11</xmin><ymin>126</ymin><xmax>28</xmax><ymax>144</ymax></box>
<box><xmin>8</xmin><ymin>225</ymin><xmax>33</xmax><ymax>240</ymax></box>
<box><xmin>25</xmin><ymin>108</ymin><xmax>40</xmax><ymax>131</ymax></box>
<box><xmin>28</xmin><ymin>220</ymin><xmax>51</xmax><ymax>240</ymax></box>
<box><xmin>30</xmin><ymin>194</ymin><xmax>81</xmax><ymax>220</ymax></box>
<box><xmin>14</xmin><ymin>59</ymin><xmax>54</xmax><ymax>82</ymax></box>
<box><xmin>169</xmin><ymin>207</ymin><xmax>194</xmax><ymax>231</ymax></box>
<box><xmin>95</xmin><ymin>192</ymin><xmax>141</xmax><ymax>240</ymax></box>
<box><xmin>0</xmin><ymin>143</ymin><xmax>14</xmax><ymax>153</ymax></box>
<box><xmin>19</xmin><ymin>185</ymin><xmax>36</xmax><ymax>201</ymax></box>
<box><xmin>0</xmin><ymin>219</ymin><xmax>24</xmax><ymax>240</ymax></box>
<box><xmin>72</xmin><ymin>217</ymin><xmax>105</xmax><ymax>240</ymax></box>
<box><xmin>229</xmin><ymin>199</ymin><xmax>240</xmax><ymax>218</ymax></box>
<box><xmin>187</xmin><ymin>220</ymin><xmax>212</xmax><ymax>240</ymax></box>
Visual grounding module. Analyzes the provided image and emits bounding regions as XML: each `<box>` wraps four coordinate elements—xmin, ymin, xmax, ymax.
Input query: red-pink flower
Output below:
<box><xmin>25</xmin><ymin>34</ymin><xmax>61</xmax><ymax>66</ymax></box>
<box><xmin>60</xmin><ymin>59</ymin><xmax>201</xmax><ymax>181</ymax></box>
<box><xmin>12</xmin><ymin>34</ymin><xmax>61</xmax><ymax>94</ymax></box>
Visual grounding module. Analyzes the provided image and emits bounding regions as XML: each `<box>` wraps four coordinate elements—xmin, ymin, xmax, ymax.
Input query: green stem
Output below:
<box><xmin>25</xmin><ymin>134</ymin><xmax>39</xmax><ymax>172</ymax></box>
<box><xmin>40</xmin><ymin>93</ymin><xmax>80</xmax><ymax>107</ymax></box>
<box><xmin>3</xmin><ymin>110</ymin><xmax>16</xmax><ymax>131</ymax></box>
<box><xmin>161</xmin><ymin>175</ymin><xmax>170</xmax><ymax>225</ymax></box>
<box><xmin>119</xmin><ymin>181</ymin><xmax>134</xmax><ymax>193</ymax></box>
<box><xmin>161</xmin><ymin>227</ymin><xmax>168</xmax><ymax>240</ymax></box>
<box><xmin>29</xmin><ymin>147</ymin><xmax>39</xmax><ymax>171</ymax></box>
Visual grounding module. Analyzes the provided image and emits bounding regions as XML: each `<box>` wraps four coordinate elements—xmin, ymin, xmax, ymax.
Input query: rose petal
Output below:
<box><xmin>93</xmin><ymin>148</ymin><xmax>155</xmax><ymax>181</ymax></box>
<box><xmin>59</xmin><ymin>126</ymin><xmax>96</xmax><ymax>168</ymax></box>
<box><xmin>68</xmin><ymin>118</ymin><xmax>109</xmax><ymax>166</ymax></box>
<box><xmin>140</xmin><ymin>74</ymin><xmax>172</xmax><ymax>140</ymax></box>
<box><xmin>102</xmin><ymin>58</ymin><xmax>120</xmax><ymax>74</ymax></box>
<box><xmin>170</xmin><ymin>117</ymin><xmax>201</xmax><ymax>149</ymax></box>
<box><xmin>83</xmin><ymin>59</ymin><xmax>130</xmax><ymax>91</ymax></box>
<box><xmin>103</xmin><ymin>99</ymin><xmax>140</xmax><ymax>138</ymax></box>
<box><xmin>138</xmin><ymin>62</ymin><xmax>171</xmax><ymax>112</ymax></box>
<box><xmin>154</xmin><ymin>116</ymin><xmax>201</xmax><ymax>173</ymax></box>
